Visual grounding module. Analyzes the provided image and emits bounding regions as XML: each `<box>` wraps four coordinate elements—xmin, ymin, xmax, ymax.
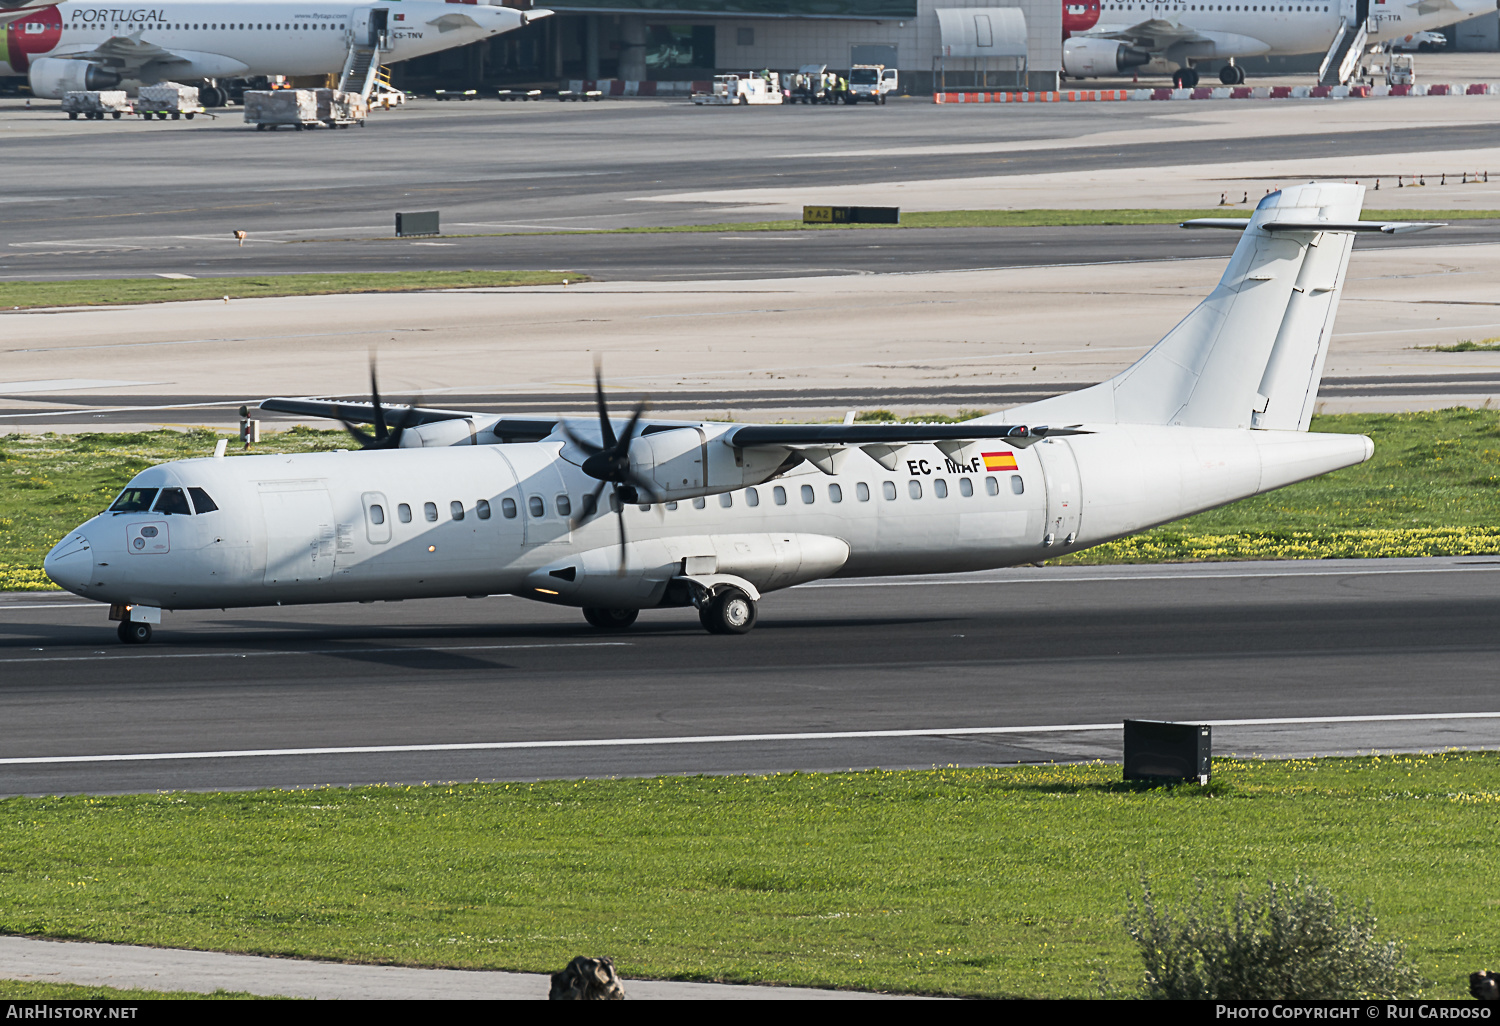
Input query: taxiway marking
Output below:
<box><xmin>5</xmin><ymin>713</ymin><xmax>1497</xmax><ymax>766</ymax></box>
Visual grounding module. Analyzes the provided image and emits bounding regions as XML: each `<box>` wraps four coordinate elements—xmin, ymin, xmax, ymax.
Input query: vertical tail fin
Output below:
<box><xmin>1003</xmin><ymin>183</ymin><xmax>1391</xmax><ymax>432</ymax></box>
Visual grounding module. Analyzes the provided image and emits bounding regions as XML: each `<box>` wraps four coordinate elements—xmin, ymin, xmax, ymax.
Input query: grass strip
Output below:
<box><xmin>0</xmin><ymin>981</ymin><xmax>270</xmax><ymax>1000</ymax></box>
<box><xmin>0</xmin><ymin>753</ymin><xmax>1494</xmax><ymax>998</ymax></box>
<box><xmin>0</xmin><ymin>271</ymin><xmax>583</xmax><ymax>310</ymax></box>
<box><xmin>1422</xmin><ymin>337</ymin><xmax>1500</xmax><ymax>353</ymax></box>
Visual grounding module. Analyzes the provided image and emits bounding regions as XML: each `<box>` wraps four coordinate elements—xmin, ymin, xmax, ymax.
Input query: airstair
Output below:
<box><xmin>1318</xmin><ymin>16</ymin><xmax>1370</xmax><ymax>85</ymax></box>
<box><xmin>337</xmin><ymin>42</ymin><xmax>382</xmax><ymax>99</ymax></box>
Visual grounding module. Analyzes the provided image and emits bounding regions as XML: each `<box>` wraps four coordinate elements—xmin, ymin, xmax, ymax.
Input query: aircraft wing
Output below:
<box><xmin>54</xmin><ymin>32</ymin><xmax>193</xmax><ymax>73</ymax></box>
<box><xmin>724</xmin><ymin>424</ymin><xmax>1087</xmax><ymax>447</ymax></box>
<box><xmin>0</xmin><ymin>4</ymin><xmax>55</xmax><ymax>27</ymax></box>
<box><xmin>1084</xmin><ymin>18</ymin><xmax>1211</xmax><ymax>49</ymax></box>
<box><xmin>261</xmin><ymin>397</ymin><xmax>477</xmax><ymax>427</ymax></box>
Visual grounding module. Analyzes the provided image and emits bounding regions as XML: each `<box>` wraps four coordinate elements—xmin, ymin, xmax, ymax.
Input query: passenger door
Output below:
<box><xmin>1035</xmin><ymin>439</ymin><xmax>1083</xmax><ymax>548</ymax></box>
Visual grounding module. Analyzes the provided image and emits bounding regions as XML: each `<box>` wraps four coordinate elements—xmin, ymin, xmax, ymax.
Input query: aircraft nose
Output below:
<box><xmin>43</xmin><ymin>532</ymin><xmax>93</xmax><ymax>596</ymax></box>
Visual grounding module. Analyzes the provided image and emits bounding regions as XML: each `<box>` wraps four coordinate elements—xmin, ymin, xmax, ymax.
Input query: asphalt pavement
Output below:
<box><xmin>4</xmin><ymin>557</ymin><xmax>1498</xmax><ymax>798</ymax></box>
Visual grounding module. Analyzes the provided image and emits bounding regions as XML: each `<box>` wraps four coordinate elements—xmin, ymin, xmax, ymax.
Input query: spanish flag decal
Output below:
<box><xmin>982</xmin><ymin>451</ymin><xmax>1019</xmax><ymax>472</ymax></box>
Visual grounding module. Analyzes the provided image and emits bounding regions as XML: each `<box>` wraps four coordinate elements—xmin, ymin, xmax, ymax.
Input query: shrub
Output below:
<box><xmin>1125</xmin><ymin>876</ymin><xmax>1422</xmax><ymax>1000</ymax></box>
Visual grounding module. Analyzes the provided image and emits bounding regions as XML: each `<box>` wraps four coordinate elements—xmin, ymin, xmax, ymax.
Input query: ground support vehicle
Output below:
<box><xmin>434</xmin><ymin>89</ymin><xmax>479</xmax><ymax>100</ymax></box>
<box><xmin>498</xmin><ymin>89</ymin><xmax>545</xmax><ymax>100</ymax></box>
<box><xmin>62</xmin><ymin>90</ymin><xmax>129</xmax><ymax>119</ymax></box>
<box><xmin>1360</xmin><ymin>50</ymin><xmax>1415</xmax><ymax>86</ymax></box>
<box><xmin>692</xmin><ymin>72</ymin><xmax>783</xmax><ymax>105</ymax></box>
<box><xmin>847</xmin><ymin>64</ymin><xmax>898</xmax><ymax>104</ymax></box>
<box><xmin>787</xmin><ymin>64</ymin><xmax>831</xmax><ymax>104</ymax></box>
<box><xmin>136</xmin><ymin>82</ymin><xmax>203</xmax><ymax>121</ymax></box>
<box><xmin>244</xmin><ymin>88</ymin><xmax>366</xmax><ymax>131</ymax></box>
<box><xmin>557</xmin><ymin>89</ymin><xmax>604</xmax><ymax>101</ymax></box>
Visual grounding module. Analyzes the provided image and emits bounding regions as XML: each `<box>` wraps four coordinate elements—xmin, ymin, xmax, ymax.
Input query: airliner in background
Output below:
<box><xmin>0</xmin><ymin>1</ymin><xmax>547</xmax><ymax>104</ymax></box>
<box><xmin>1062</xmin><ymin>0</ymin><xmax>1497</xmax><ymax>86</ymax></box>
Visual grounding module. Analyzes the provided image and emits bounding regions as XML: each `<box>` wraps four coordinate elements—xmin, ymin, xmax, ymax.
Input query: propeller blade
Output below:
<box><xmin>572</xmin><ymin>478</ymin><xmax>609</xmax><ymax>530</ymax></box>
<box><xmin>339</xmin><ymin>419</ymin><xmax>379</xmax><ymax>450</ymax></box>
<box><xmin>559</xmin><ymin>419</ymin><xmax>605</xmax><ymax>458</ymax></box>
<box><xmin>594</xmin><ymin>362</ymin><xmax>618</xmax><ymax>451</ymax></box>
<box><xmin>369</xmin><ymin>356</ymin><xmax>389</xmax><ymax>443</ymax></box>
<box><xmin>613</xmin><ymin>485</ymin><xmax>628</xmax><ymax>573</ymax></box>
<box><xmin>616</xmin><ymin>399</ymin><xmax>648</xmax><ymax>455</ymax></box>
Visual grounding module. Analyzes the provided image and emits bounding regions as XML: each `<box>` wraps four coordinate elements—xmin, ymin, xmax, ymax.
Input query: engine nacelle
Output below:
<box><xmin>626</xmin><ymin>427</ymin><xmax>793</xmax><ymax>502</ymax></box>
<box><xmin>28</xmin><ymin>58</ymin><xmax>122</xmax><ymax>99</ymax></box>
<box><xmin>1062</xmin><ymin>38</ymin><xmax>1152</xmax><ymax>77</ymax></box>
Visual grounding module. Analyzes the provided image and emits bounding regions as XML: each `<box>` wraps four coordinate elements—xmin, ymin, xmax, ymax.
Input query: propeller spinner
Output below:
<box><xmin>561</xmin><ymin>365</ymin><xmax>659</xmax><ymax>569</ymax></box>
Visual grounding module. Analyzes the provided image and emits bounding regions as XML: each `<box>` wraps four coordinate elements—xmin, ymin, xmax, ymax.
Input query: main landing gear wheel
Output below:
<box><xmin>699</xmin><ymin>588</ymin><xmax>757</xmax><ymax>635</ymax></box>
<box><xmin>582</xmin><ymin>607</ymin><xmax>639</xmax><ymax>630</ymax></box>
<box><xmin>117</xmin><ymin>620</ymin><xmax>152</xmax><ymax>645</ymax></box>
<box><xmin>1173</xmin><ymin>67</ymin><xmax>1200</xmax><ymax>88</ymax></box>
<box><xmin>1219</xmin><ymin>64</ymin><xmax>1245</xmax><ymax>85</ymax></box>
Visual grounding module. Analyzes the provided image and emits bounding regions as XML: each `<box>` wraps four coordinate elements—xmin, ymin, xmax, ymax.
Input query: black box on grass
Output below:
<box><xmin>396</xmin><ymin>210</ymin><xmax>440</xmax><ymax>237</ymax></box>
<box><xmin>1124</xmin><ymin>720</ymin><xmax>1211</xmax><ymax>783</ymax></box>
<box><xmin>803</xmin><ymin>205</ymin><xmax>900</xmax><ymax>224</ymax></box>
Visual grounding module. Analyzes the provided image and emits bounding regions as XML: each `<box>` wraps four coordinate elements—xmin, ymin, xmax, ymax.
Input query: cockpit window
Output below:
<box><xmin>153</xmin><ymin>488</ymin><xmax>192</xmax><ymax>515</ymax></box>
<box><xmin>188</xmin><ymin>487</ymin><xmax>219</xmax><ymax>513</ymax></box>
<box><xmin>109</xmin><ymin>487</ymin><xmax>158</xmax><ymax>513</ymax></box>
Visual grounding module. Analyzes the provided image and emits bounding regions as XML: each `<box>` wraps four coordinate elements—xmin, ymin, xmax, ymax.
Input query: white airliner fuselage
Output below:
<box><xmin>44</xmin><ymin>184</ymin><xmax>1438</xmax><ymax>642</ymax></box>
<box><xmin>1</xmin><ymin>1</ymin><xmax>541</xmax><ymax>96</ymax></box>
<box><xmin>1066</xmin><ymin>0</ymin><xmax>1497</xmax><ymax>81</ymax></box>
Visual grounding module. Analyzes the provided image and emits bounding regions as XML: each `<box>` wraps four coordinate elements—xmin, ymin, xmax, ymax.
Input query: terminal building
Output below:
<box><xmin>392</xmin><ymin>0</ymin><xmax>1063</xmax><ymax>94</ymax></box>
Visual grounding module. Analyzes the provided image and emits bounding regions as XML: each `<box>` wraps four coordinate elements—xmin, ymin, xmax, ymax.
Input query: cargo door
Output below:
<box><xmin>1035</xmin><ymin>440</ymin><xmax>1082</xmax><ymax>549</ymax></box>
<box><xmin>258</xmin><ymin>481</ymin><xmax>335</xmax><ymax>585</ymax></box>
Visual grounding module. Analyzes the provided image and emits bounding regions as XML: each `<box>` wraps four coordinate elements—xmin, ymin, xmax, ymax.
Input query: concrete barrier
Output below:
<box><xmin>931</xmin><ymin>82</ymin><xmax>1500</xmax><ymax>104</ymax></box>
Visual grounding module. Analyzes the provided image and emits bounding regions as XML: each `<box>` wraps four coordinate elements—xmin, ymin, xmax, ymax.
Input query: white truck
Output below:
<box><xmin>692</xmin><ymin>72</ymin><xmax>783</xmax><ymax>105</ymax></box>
<box><xmin>846</xmin><ymin>64</ymin><xmax>898</xmax><ymax>104</ymax></box>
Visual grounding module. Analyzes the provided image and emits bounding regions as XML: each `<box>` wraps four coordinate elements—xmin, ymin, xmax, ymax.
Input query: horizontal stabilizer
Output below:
<box><xmin>1181</xmin><ymin>217</ymin><xmax>1444</xmax><ymax>234</ymax></box>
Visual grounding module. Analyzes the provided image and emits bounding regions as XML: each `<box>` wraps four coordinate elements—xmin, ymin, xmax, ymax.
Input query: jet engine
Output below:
<box><xmin>1062</xmin><ymin>38</ymin><xmax>1151</xmax><ymax>77</ymax></box>
<box><xmin>28</xmin><ymin>58</ymin><xmax>123</xmax><ymax>99</ymax></box>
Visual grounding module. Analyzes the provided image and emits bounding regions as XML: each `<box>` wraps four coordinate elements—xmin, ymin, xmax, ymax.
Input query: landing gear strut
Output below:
<box><xmin>582</xmin><ymin>607</ymin><xmax>639</xmax><ymax>630</ymax></box>
<box><xmin>698</xmin><ymin>587</ymin><xmax>757</xmax><ymax>635</ymax></box>
<box><xmin>117</xmin><ymin>620</ymin><xmax>152</xmax><ymax>645</ymax></box>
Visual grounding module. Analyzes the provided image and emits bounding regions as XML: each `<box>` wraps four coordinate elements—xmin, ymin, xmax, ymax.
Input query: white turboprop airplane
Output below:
<box><xmin>1063</xmin><ymin>0</ymin><xmax>1497</xmax><ymax>86</ymax></box>
<box><xmin>44</xmin><ymin>183</ymin><xmax>1441</xmax><ymax>644</ymax></box>
<box><xmin>0</xmin><ymin>1</ymin><xmax>547</xmax><ymax>103</ymax></box>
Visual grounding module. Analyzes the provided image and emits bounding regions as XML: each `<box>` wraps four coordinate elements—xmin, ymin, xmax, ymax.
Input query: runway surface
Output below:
<box><xmin>8</xmin><ymin>371</ymin><xmax>1500</xmax><ymax>429</ymax></box>
<box><xmin>4</xmin><ymin>556</ymin><xmax>1499</xmax><ymax>798</ymax></box>
<box><xmin>5</xmin><ymin>98</ymin><xmax>1500</xmax><ymax>281</ymax></box>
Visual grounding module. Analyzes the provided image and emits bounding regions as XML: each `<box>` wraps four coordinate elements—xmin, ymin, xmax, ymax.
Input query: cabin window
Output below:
<box><xmin>424</xmin><ymin>502</ymin><xmax>438</xmax><ymax>522</ymax></box>
<box><xmin>501</xmin><ymin>497</ymin><xmax>517</xmax><ymax>518</ymax></box>
<box><xmin>528</xmin><ymin>496</ymin><xmax>545</xmax><ymax>518</ymax></box>
<box><xmin>882</xmin><ymin>481</ymin><xmax>896</xmax><ymax>501</ymax></box>
<box><xmin>1012</xmin><ymin>475</ymin><xmax>1025</xmax><ymax>495</ymax></box>
<box><xmin>109</xmin><ymin>487</ymin><xmax>156</xmax><ymax>514</ymax></box>
<box><xmin>773</xmin><ymin>486</ymin><xmax>787</xmax><ymax>506</ymax></box>
<box><xmin>188</xmin><ymin>487</ymin><xmax>219</xmax><ymax>513</ymax></box>
<box><xmin>719</xmin><ymin>493</ymin><xmax>733</xmax><ymax>508</ymax></box>
<box><xmin>638</xmin><ymin>503</ymin><xmax>651</xmax><ymax>512</ymax></box>
<box><xmin>801</xmin><ymin>484</ymin><xmax>815</xmax><ymax>504</ymax></box>
<box><xmin>934</xmin><ymin>479</ymin><xmax>949</xmax><ymax>499</ymax></box>
<box><xmin>369</xmin><ymin>504</ymin><xmax>385</xmax><ymax>525</ymax></box>
<box><xmin>450</xmin><ymin>501</ymin><xmax>465</xmax><ymax>521</ymax></box>
<box><xmin>857</xmin><ymin>482</ymin><xmax>870</xmax><ymax>502</ymax></box>
<box><xmin>959</xmin><ymin>478</ymin><xmax>974</xmax><ymax>498</ymax></box>
<box><xmin>666</xmin><ymin>501</ymin><xmax>678</xmax><ymax>510</ymax></box>
<box><xmin>556</xmin><ymin>495</ymin><xmax>572</xmax><ymax>517</ymax></box>
<box><xmin>829</xmin><ymin>483</ymin><xmax>843</xmax><ymax>503</ymax></box>
<box><xmin>476</xmin><ymin>500</ymin><xmax>491</xmax><ymax>520</ymax></box>
<box><xmin>398</xmin><ymin>503</ymin><xmax>412</xmax><ymax>523</ymax></box>
<box><xmin>581</xmin><ymin>494</ymin><xmax>597</xmax><ymax>517</ymax></box>
<box><xmin>986</xmin><ymin>476</ymin><xmax>1000</xmax><ymax>496</ymax></box>
<box><xmin>153</xmin><ymin>488</ymin><xmax>191</xmax><ymax>515</ymax></box>
<box><xmin>693</xmin><ymin>497</ymin><xmax>706</xmax><ymax>509</ymax></box>
<box><xmin>746</xmin><ymin>487</ymin><xmax>760</xmax><ymax>507</ymax></box>
<box><xmin>908</xmin><ymin>480</ymin><xmax>923</xmax><ymax>500</ymax></box>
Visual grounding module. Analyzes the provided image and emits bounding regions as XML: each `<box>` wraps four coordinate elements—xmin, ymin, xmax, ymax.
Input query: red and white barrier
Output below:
<box><xmin>933</xmin><ymin>83</ymin><xmax>1500</xmax><ymax>103</ymax></box>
